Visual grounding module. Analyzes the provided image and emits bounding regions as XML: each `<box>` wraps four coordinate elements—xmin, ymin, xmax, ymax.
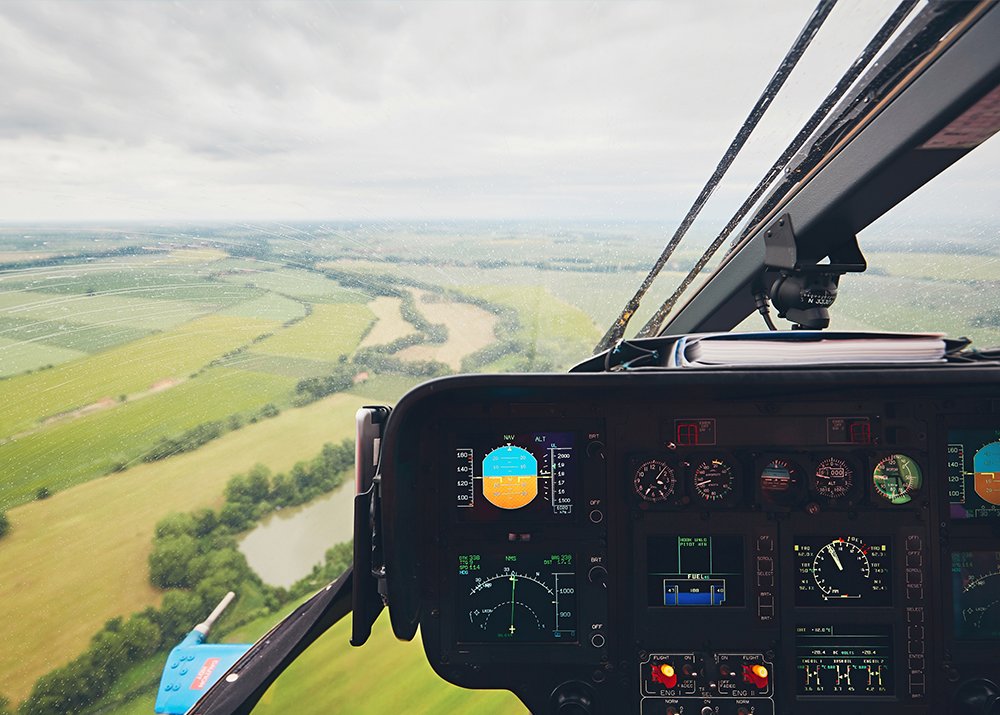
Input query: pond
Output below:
<box><xmin>238</xmin><ymin>483</ymin><xmax>355</xmax><ymax>588</ymax></box>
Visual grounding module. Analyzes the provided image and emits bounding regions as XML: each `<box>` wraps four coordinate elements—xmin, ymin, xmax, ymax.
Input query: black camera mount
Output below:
<box><xmin>761</xmin><ymin>213</ymin><xmax>867</xmax><ymax>329</ymax></box>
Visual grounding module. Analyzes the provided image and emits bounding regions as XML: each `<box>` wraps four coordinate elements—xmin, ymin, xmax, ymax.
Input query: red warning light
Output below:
<box><xmin>743</xmin><ymin>664</ymin><xmax>769</xmax><ymax>689</ymax></box>
<box><xmin>849</xmin><ymin>420</ymin><xmax>872</xmax><ymax>444</ymax></box>
<box><xmin>677</xmin><ymin>423</ymin><xmax>699</xmax><ymax>446</ymax></box>
<box><xmin>651</xmin><ymin>663</ymin><xmax>678</xmax><ymax>688</ymax></box>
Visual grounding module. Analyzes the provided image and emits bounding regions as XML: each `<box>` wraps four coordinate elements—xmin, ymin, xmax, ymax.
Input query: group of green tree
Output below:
<box><xmin>17</xmin><ymin>439</ymin><xmax>355</xmax><ymax>715</ymax></box>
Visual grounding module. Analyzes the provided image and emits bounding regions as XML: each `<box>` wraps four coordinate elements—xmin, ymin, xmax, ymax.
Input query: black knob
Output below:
<box><xmin>954</xmin><ymin>679</ymin><xmax>1000</xmax><ymax>715</ymax></box>
<box><xmin>550</xmin><ymin>681</ymin><xmax>595</xmax><ymax>715</ymax></box>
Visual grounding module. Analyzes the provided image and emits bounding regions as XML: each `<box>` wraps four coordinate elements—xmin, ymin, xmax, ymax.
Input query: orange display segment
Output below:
<box><xmin>482</xmin><ymin>475</ymin><xmax>538</xmax><ymax>510</ymax></box>
<box><xmin>974</xmin><ymin>471</ymin><xmax>1000</xmax><ymax>505</ymax></box>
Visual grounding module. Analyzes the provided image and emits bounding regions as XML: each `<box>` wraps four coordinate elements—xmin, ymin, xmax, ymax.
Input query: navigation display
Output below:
<box><xmin>647</xmin><ymin>535</ymin><xmax>745</xmax><ymax>607</ymax></box>
<box><xmin>952</xmin><ymin>551</ymin><xmax>1000</xmax><ymax>640</ymax></box>
<box><xmin>796</xmin><ymin>625</ymin><xmax>894</xmax><ymax>696</ymax></box>
<box><xmin>455</xmin><ymin>431</ymin><xmax>576</xmax><ymax>521</ymax></box>
<box><xmin>948</xmin><ymin>426</ymin><xmax>1000</xmax><ymax>519</ymax></box>
<box><xmin>456</xmin><ymin>552</ymin><xmax>577</xmax><ymax>643</ymax></box>
<box><xmin>795</xmin><ymin>536</ymin><xmax>892</xmax><ymax>606</ymax></box>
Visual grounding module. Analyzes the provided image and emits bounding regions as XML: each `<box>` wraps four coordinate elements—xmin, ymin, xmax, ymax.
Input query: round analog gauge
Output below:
<box><xmin>692</xmin><ymin>458</ymin><xmax>736</xmax><ymax>502</ymax></box>
<box><xmin>759</xmin><ymin>458</ymin><xmax>801</xmax><ymax>499</ymax></box>
<box><xmin>872</xmin><ymin>454</ymin><xmax>923</xmax><ymax>505</ymax></box>
<box><xmin>812</xmin><ymin>537</ymin><xmax>872</xmax><ymax>599</ymax></box>
<box><xmin>634</xmin><ymin>459</ymin><xmax>676</xmax><ymax>502</ymax></box>
<box><xmin>814</xmin><ymin>457</ymin><xmax>855</xmax><ymax>499</ymax></box>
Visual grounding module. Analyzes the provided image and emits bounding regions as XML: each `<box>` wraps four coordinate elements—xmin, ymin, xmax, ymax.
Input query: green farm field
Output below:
<box><xmin>0</xmin><ymin>367</ymin><xmax>295</xmax><ymax>508</ymax></box>
<box><xmin>249</xmin><ymin>615</ymin><xmax>524</xmax><ymax>715</ymax></box>
<box><xmin>253</xmin><ymin>302</ymin><xmax>376</xmax><ymax>361</ymax></box>
<box><xmin>0</xmin><ymin>288</ymin><xmax>213</xmax><ymax>331</ymax></box>
<box><xmin>0</xmin><ymin>336</ymin><xmax>87</xmax><ymax>376</ymax></box>
<box><xmin>0</xmin><ymin>314</ymin><xmax>277</xmax><ymax>439</ymax></box>
<box><xmin>0</xmin><ymin>391</ymin><xmax>370</xmax><ymax>702</ymax></box>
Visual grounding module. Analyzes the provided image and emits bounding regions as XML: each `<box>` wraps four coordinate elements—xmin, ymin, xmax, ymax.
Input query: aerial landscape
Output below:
<box><xmin>0</xmin><ymin>221</ymin><xmax>997</xmax><ymax>714</ymax></box>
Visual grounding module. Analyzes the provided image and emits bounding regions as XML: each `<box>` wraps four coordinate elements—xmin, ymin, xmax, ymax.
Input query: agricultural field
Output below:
<box><xmin>396</xmin><ymin>291</ymin><xmax>498</xmax><ymax>370</ymax></box>
<box><xmin>0</xmin><ymin>392</ymin><xmax>369</xmax><ymax>702</ymax></box>
<box><xmin>252</xmin><ymin>302</ymin><xmax>376</xmax><ymax>362</ymax></box>
<box><xmin>0</xmin><ymin>314</ymin><xmax>277</xmax><ymax>440</ymax></box>
<box><xmin>358</xmin><ymin>296</ymin><xmax>417</xmax><ymax>348</ymax></box>
<box><xmin>0</xmin><ymin>367</ymin><xmax>295</xmax><ymax>508</ymax></box>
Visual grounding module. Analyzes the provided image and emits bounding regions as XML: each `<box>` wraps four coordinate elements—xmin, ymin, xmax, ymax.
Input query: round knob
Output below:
<box><xmin>954</xmin><ymin>679</ymin><xmax>1000</xmax><ymax>715</ymax></box>
<box><xmin>586</xmin><ymin>440</ymin><xmax>605</xmax><ymax>459</ymax></box>
<box><xmin>588</xmin><ymin>566</ymin><xmax>608</xmax><ymax>586</ymax></box>
<box><xmin>701</xmin><ymin>707</ymin><xmax>714</xmax><ymax>715</ymax></box>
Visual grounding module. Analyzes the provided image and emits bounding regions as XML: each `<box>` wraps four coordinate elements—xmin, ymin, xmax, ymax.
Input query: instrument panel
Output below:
<box><xmin>377</xmin><ymin>368</ymin><xmax>1000</xmax><ymax>714</ymax></box>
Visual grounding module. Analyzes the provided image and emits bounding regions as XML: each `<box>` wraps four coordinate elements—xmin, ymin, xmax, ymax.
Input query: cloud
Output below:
<box><xmin>2</xmin><ymin>0</ymin><xmax>991</xmax><ymax>223</ymax></box>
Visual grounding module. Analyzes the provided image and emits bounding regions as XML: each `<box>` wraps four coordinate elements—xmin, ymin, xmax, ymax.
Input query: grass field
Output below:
<box><xmin>219</xmin><ymin>293</ymin><xmax>307</xmax><ymax>322</ymax></box>
<box><xmin>0</xmin><ymin>367</ymin><xmax>295</xmax><ymax>508</ymax></box>
<box><xmin>0</xmin><ymin>335</ymin><xmax>87</xmax><ymax>376</ymax></box>
<box><xmin>397</xmin><ymin>291</ymin><xmax>497</xmax><ymax>369</ymax></box>
<box><xmin>462</xmin><ymin>284</ymin><xmax>601</xmax><ymax>371</ymax></box>
<box><xmin>248</xmin><ymin>614</ymin><xmax>525</xmax><ymax>714</ymax></box>
<box><xmin>0</xmin><ymin>392</ymin><xmax>370</xmax><ymax>703</ymax></box>
<box><xmin>0</xmin><ymin>288</ymin><xmax>212</xmax><ymax>331</ymax></box>
<box><xmin>253</xmin><ymin>302</ymin><xmax>376</xmax><ymax>361</ymax></box>
<box><xmin>218</xmin><ymin>266</ymin><xmax>371</xmax><ymax>303</ymax></box>
<box><xmin>0</xmin><ymin>313</ymin><xmax>151</xmax><ymax>353</ymax></box>
<box><xmin>0</xmin><ymin>314</ymin><xmax>276</xmax><ymax>439</ymax></box>
<box><xmin>358</xmin><ymin>295</ymin><xmax>417</xmax><ymax>348</ymax></box>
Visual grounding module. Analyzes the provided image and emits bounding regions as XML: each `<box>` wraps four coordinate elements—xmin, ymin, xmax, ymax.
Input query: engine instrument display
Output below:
<box><xmin>952</xmin><ymin>551</ymin><xmax>1000</xmax><ymax>640</ymax></box>
<box><xmin>947</xmin><ymin>427</ymin><xmax>1000</xmax><ymax>519</ymax></box>
<box><xmin>872</xmin><ymin>453</ymin><xmax>923</xmax><ymax>505</ymax></box>
<box><xmin>456</xmin><ymin>552</ymin><xmax>577</xmax><ymax>643</ymax></box>
<box><xmin>455</xmin><ymin>432</ymin><xmax>576</xmax><ymax>520</ymax></box>
<box><xmin>647</xmin><ymin>535</ymin><xmax>745</xmax><ymax>607</ymax></box>
<box><xmin>796</xmin><ymin>625</ymin><xmax>894</xmax><ymax>696</ymax></box>
<box><xmin>795</xmin><ymin>536</ymin><xmax>892</xmax><ymax>606</ymax></box>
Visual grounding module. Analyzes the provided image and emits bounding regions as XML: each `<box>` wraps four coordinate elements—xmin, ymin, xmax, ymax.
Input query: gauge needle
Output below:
<box><xmin>509</xmin><ymin>575</ymin><xmax>517</xmax><ymax>634</ymax></box>
<box><xmin>827</xmin><ymin>544</ymin><xmax>844</xmax><ymax>571</ymax></box>
<box><xmin>657</xmin><ymin>465</ymin><xmax>671</xmax><ymax>481</ymax></box>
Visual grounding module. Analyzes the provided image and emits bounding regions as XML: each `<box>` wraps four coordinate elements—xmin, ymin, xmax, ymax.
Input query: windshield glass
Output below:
<box><xmin>0</xmin><ymin>2</ymin><xmax>994</xmax><ymax>713</ymax></box>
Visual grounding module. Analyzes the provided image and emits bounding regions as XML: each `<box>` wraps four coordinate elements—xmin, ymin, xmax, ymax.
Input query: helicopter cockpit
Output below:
<box><xmin>180</xmin><ymin>2</ymin><xmax>1000</xmax><ymax>714</ymax></box>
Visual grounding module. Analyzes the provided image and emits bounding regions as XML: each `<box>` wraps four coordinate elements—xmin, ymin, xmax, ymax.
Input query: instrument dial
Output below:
<box><xmin>759</xmin><ymin>457</ymin><xmax>802</xmax><ymax>505</ymax></box>
<box><xmin>872</xmin><ymin>453</ymin><xmax>922</xmax><ymax>505</ymax></box>
<box><xmin>814</xmin><ymin>457</ymin><xmax>855</xmax><ymax>499</ymax></box>
<box><xmin>634</xmin><ymin>459</ymin><xmax>676</xmax><ymax>502</ymax></box>
<box><xmin>692</xmin><ymin>457</ymin><xmax>736</xmax><ymax>502</ymax></box>
<box><xmin>812</xmin><ymin>537</ymin><xmax>871</xmax><ymax>599</ymax></box>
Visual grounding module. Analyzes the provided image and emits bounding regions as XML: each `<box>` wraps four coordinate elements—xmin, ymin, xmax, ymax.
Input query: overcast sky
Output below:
<box><xmin>0</xmin><ymin>0</ymin><xmax>995</xmax><ymax>223</ymax></box>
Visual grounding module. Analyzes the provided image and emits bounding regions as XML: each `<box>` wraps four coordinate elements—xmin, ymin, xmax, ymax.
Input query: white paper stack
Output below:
<box><xmin>669</xmin><ymin>331</ymin><xmax>949</xmax><ymax>368</ymax></box>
